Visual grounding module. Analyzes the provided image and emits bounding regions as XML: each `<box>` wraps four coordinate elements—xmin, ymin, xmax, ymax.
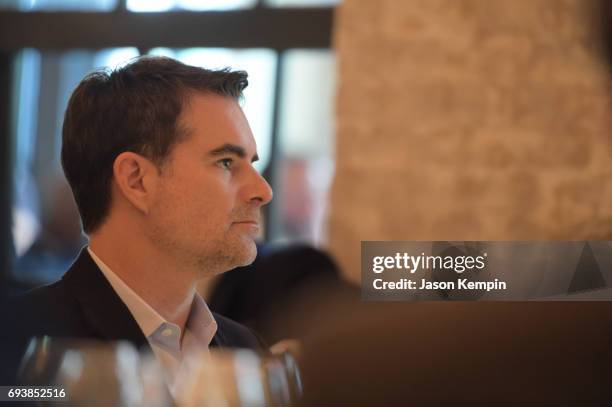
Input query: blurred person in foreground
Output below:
<box><xmin>1</xmin><ymin>56</ymin><xmax>273</xmax><ymax>387</ymax></box>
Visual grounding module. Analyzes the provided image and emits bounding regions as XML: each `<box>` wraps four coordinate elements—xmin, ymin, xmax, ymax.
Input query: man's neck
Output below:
<box><xmin>88</xmin><ymin>233</ymin><xmax>197</xmax><ymax>332</ymax></box>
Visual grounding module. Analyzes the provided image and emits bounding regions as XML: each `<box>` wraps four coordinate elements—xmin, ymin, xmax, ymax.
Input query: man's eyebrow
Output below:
<box><xmin>208</xmin><ymin>143</ymin><xmax>259</xmax><ymax>162</ymax></box>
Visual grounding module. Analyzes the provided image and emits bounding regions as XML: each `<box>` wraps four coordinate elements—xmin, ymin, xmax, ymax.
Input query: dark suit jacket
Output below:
<box><xmin>0</xmin><ymin>249</ymin><xmax>264</xmax><ymax>384</ymax></box>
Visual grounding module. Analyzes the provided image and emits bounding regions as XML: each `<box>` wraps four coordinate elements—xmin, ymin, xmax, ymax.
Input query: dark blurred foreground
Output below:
<box><xmin>298</xmin><ymin>300</ymin><xmax>612</xmax><ymax>406</ymax></box>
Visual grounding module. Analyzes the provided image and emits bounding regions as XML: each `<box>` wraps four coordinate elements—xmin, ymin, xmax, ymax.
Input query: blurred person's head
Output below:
<box><xmin>40</xmin><ymin>177</ymin><xmax>84</xmax><ymax>252</ymax></box>
<box><xmin>61</xmin><ymin>56</ymin><xmax>272</xmax><ymax>275</ymax></box>
<box><xmin>280</xmin><ymin>157</ymin><xmax>314</xmax><ymax>239</ymax></box>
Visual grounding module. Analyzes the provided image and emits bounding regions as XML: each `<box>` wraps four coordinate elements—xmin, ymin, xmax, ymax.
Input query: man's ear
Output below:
<box><xmin>112</xmin><ymin>151</ymin><xmax>158</xmax><ymax>214</ymax></box>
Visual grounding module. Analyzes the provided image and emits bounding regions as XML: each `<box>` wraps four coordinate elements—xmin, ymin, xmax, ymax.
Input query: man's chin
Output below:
<box><xmin>220</xmin><ymin>238</ymin><xmax>258</xmax><ymax>270</ymax></box>
<box><xmin>234</xmin><ymin>239</ymin><xmax>258</xmax><ymax>267</ymax></box>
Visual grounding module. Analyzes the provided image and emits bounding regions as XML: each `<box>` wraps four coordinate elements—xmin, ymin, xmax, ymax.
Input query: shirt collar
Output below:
<box><xmin>87</xmin><ymin>246</ymin><xmax>217</xmax><ymax>356</ymax></box>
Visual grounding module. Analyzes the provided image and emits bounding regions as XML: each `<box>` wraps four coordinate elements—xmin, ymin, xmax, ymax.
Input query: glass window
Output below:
<box><xmin>265</xmin><ymin>0</ymin><xmax>340</xmax><ymax>7</ymax></box>
<box><xmin>127</xmin><ymin>0</ymin><xmax>256</xmax><ymax>12</ymax></box>
<box><xmin>272</xmin><ymin>49</ymin><xmax>337</xmax><ymax>246</ymax></box>
<box><xmin>12</xmin><ymin>49</ymin><xmax>41</xmax><ymax>262</ymax></box>
<box><xmin>10</xmin><ymin>48</ymin><xmax>139</xmax><ymax>284</ymax></box>
<box><xmin>0</xmin><ymin>0</ymin><xmax>118</xmax><ymax>11</ymax></box>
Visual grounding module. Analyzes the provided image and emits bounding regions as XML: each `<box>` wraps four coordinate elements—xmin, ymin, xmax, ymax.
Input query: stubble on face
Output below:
<box><xmin>146</xmin><ymin>179</ymin><xmax>260</xmax><ymax>278</ymax></box>
<box><xmin>142</xmin><ymin>93</ymin><xmax>268</xmax><ymax>279</ymax></box>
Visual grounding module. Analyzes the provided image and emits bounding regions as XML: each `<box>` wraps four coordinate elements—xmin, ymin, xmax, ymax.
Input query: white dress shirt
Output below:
<box><xmin>87</xmin><ymin>247</ymin><xmax>218</xmax><ymax>392</ymax></box>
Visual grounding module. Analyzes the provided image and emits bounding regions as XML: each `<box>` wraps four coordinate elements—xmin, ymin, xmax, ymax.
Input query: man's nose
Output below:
<box><xmin>245</xmin><ymin>168</ymin><xmax>273</xmax><ymax>206</ymax></box>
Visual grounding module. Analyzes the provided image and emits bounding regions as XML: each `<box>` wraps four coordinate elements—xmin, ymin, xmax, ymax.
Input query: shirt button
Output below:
<box><xmin>161</xmin><ymin>328</ymin><xmax>173</xmax><ymax>337</ymax></box>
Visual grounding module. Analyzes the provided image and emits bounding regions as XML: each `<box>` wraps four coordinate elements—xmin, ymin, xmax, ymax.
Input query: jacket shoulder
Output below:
<box><xmin>0</xmin><ymin>281</ymin><xmax>91</xmax><ymax>384</ymax></box>
<box><xmin>4</xmin><ymin>280</ymin><xmax>90</xmax><ymax>339</ymax></box>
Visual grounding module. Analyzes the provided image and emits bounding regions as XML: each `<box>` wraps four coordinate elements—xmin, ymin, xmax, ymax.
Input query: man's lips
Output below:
<box><xmin>232</xmin><ymin>220</ymin><xmax>260</xmax><ymax>227</ymax></box>
<box><xmin>232</xmin><ymin>220</ymin><xmax>261</xmax><ymax>235</ymax></box>
<box><xmin>233</xmin><ymin>220</ymin><xmax>259</xmax><ymax>224</ymax></box>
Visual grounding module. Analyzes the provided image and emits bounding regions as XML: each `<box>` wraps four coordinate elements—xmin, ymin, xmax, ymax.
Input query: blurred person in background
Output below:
<box><xmin>208</xmin><ymin>242</ymin><xmax>346</xmax><ymax>344</ymax></box>
<box><xmin>12</xmin><ymin>177</ymin><xmax>85</xmax><ymax>284</ymax></box>
<box><xmin>1</xmin><ymin>56</ymin><xmax>273</xmax><ymax>388</ymax></box>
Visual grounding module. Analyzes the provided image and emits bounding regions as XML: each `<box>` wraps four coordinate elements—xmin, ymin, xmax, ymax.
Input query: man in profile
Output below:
<box><xmin>2</xmin><ymin>56</ymin><xmax>273</xmax><ymax>385</ymax></box>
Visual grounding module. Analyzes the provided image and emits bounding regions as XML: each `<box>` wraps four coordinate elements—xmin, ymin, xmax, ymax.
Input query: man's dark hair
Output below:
<box><xmin>61</xmin><ymin>56</ymin><xmax>248</xmax><ymax>234</ymax></box>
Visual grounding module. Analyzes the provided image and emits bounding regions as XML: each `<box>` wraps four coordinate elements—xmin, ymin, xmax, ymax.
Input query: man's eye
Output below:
<box><xmin>218</xmin><ymin>158</ymin><xmax>234</xmax><ymax>170</ymax></box>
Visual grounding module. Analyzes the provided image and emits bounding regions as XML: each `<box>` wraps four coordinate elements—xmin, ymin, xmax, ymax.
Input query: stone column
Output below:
<box><xmin>329</xmin><ymin>0</ymin><xmax>612</xmax><ymax>283</ymax></box>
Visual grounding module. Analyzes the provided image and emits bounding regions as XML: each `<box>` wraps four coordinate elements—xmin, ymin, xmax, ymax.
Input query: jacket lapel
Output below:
<box><xmin>61</xmin><ymin>248</ymin><xmax>149</xmax><ymax>350</ymax></box>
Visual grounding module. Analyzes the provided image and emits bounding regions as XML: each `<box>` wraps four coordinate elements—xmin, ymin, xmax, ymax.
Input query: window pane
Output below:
<box><xmin>265</xmin><ymin>0</ymin><xmax>340</xmax><ymax>7</ymax></box>
<box><xmin>273</xmin><ymin>49</ymin><xmax>336</xmax><ymax>246</ymax></box>
<box><xmin>149</xmin><ymin>47</ymin><xmax>277</xmax><ymax>173</ymax></box>
<box><xmin>127</xmin><ymin>0</ymin><xmax>256</xmax><ymax>12</ymax></box>
<box><xmin>176</xmin><ymin>0</ymin><xmax>256</xmax><ymax>11</ymax></box>
<box><xmin>11</xmin><ymin>48</ymin><xmax>138</xmax><ymax>284</ymax></box>
<box><xmin>0</xmin><ymin>0</ymin><xmax>117</xmax><ymax>11</ymax></box>
<box><xmin>12</xmin><ymin>49</ymin><xmax>41</xmax><ymax>261</ymax></box>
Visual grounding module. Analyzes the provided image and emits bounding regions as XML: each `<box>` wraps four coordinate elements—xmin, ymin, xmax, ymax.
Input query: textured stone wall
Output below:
<box><xmin>329</xmin><ymin>0</ymin><xmax>612</xmax><ymax>283</ymax></box>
